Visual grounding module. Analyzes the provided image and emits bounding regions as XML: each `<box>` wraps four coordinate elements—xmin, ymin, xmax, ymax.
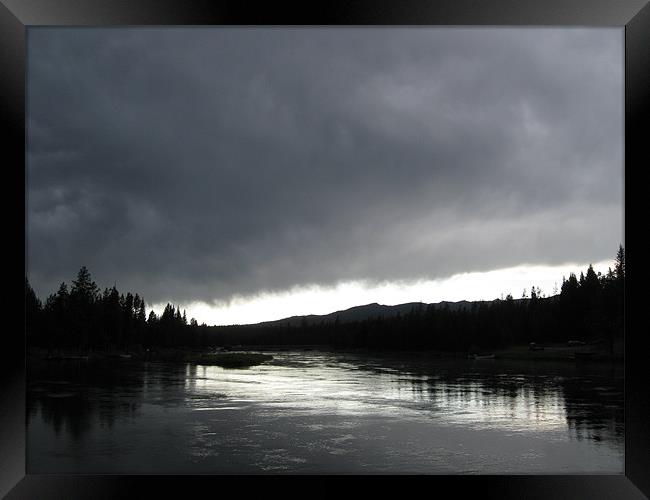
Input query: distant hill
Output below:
<box><xmin>253</xmin><ymin>299</ymin><xmax>486</xmax><ymax>328</ymax></box>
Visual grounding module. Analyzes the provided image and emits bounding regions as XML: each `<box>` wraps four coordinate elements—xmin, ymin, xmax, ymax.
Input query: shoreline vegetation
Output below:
<box><xmin>26</xmin><ymin>246</ymin><xmax>625</xmax><ymax>366</ymax></box>
<box><xmin>184</xmin><ymin>352</ymin><xmax>273</xmax><ymax>367</ymax></box>
<box><xmin>27</xmin><ymin>339</ymin><xmax>623</xmax><ymax>365</ymax></box>
<box><xmin>27</xmin><ymin>348</ymin><xmax>275</xmax><ymax>367</ymax></box>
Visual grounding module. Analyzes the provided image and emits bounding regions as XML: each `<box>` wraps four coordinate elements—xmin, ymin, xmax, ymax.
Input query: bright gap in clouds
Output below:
<box><xmin>151</xmin><ymin>261</ymin><xmax>615</xmax><ymax>326</ymax></box>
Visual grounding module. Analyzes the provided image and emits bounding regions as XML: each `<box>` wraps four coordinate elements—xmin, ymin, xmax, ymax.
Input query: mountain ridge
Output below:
<box><xmin>250</xmin><ymin>298</ymin><xmax>501</xmax><ymax>328</ymax></box>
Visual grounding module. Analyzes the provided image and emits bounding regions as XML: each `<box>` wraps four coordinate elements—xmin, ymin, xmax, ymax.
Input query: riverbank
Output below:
<box><xmin>184</xmin><ymin>352</ymin><xmax>273</xmax><ymax>367</ymax></box>
<box><xmin>492</xmin><ymin>344</ymin><xmax>623</xmax><ymax>363</ymax></box>
<box><xmin>28</xmin><ymin>339</ymin><xmax>623</xmax><ymax>365</ymax></box>
<box><xmin>27</xmin><ymin>348</ymin><xmax>274</xmax><ymax>367</ymax></box>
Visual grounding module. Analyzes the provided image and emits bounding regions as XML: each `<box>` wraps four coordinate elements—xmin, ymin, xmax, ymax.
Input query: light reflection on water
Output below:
<box><xmin>27</xmin><ymin>351</ymin><xmax>623</xmax><ymax>474</ymax></box>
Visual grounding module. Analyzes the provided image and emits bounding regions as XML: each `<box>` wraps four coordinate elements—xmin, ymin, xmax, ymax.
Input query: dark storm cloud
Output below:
<box><xmin>26</xmin><ymin>27</ymin><xmax>623</xmax><ymax>304</ymax></box>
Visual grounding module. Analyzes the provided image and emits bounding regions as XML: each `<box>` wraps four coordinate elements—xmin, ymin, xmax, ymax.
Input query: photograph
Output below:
<box><xmin>23</xmin><ymin>25</ymin><xmax>627</xmax><ymax>475</ymax></box>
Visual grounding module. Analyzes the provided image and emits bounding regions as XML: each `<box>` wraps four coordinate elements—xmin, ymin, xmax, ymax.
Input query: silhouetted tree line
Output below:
<box><xmin>25</xmin><ymin>266</ymin><xmax>204</xmax><ymax>351</ymax></box>
<box><xmin>201</xmin><ymin>245</ymin><xmax>625</xmax><ymax>353</ymax></box>
<box><xmin>26</xmin><ymin>246</ymin><xmax>624</xmax><ymax>353</ymax></box>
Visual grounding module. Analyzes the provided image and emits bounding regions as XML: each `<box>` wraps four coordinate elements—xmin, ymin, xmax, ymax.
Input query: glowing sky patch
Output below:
<box><xmin>152</xmin><ymin>260</ymin><xmax>615</xmax><ymax>326</ymax></box>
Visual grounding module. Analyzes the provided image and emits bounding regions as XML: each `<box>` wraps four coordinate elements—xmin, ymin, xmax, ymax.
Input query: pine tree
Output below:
<box><xmin>615</xmin><ymin>244</ymin><xmax>625</xmax><ymax>280</ymax></box>
<box><xmin>25</xmin><ymin>279</ymin><xmax>42</xmax><ymax>346</ymax></box>
<box><xmin>147</xmin><ymin>310</ymin><xmax>158</xmax><ymax>324</ymax></box>
<box><xmin>71</xmin><ymin>266</ymin><xmax>99</xmax><ymax>303</ymax></box>
<box><xmin>584</xmin><ymin>264</ymin><xmax>600</xmax><ymax>294</ymax></box>
<box><xmin>47</xmin><ymin>282</ymin><xmax>70</xmax><ymax>348</ymax></box>
<box><xmin>70</xmin><ymin>267</ymin><xmax>101</xmax><ymax>349</ymax></box>
<box><xmin>137</xmin><ymin>300</ymin><xmax>146</xmax><ymax>323</ymax></box>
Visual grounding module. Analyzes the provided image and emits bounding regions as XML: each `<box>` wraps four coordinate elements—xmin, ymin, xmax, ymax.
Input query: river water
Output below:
<box><xmin>27</xmin><ymin>350</ymin><xmax>624</xmax><ymax>474</ymax></box>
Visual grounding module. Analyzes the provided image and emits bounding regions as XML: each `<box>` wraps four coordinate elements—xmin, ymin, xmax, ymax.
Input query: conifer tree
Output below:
<box><xmin>615</xmin><ymin>244</ymin><xmax>625</xmax><ymax>280</ymax></box>
<box><xmin>25</xmin><ymin>279</ymin><xmax>42</xmax><ymax>346</ymax></box>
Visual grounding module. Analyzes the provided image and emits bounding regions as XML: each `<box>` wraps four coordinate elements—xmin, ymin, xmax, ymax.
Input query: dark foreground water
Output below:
<box><xmin>27</xmin><ymin>351</ymin><xmax>624</xmax><ymax>474</ymax></box>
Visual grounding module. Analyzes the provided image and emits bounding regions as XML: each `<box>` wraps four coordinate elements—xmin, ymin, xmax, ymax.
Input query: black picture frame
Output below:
<box><xmin>2</xmin><ymin>0</ymin><xmax>648</xmax><ymax>498</ymax></box>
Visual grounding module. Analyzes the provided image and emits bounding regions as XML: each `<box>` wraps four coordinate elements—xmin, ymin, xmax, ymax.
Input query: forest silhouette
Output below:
<box><xmin>25</xmin><ymin>246</ymin><xmax>625</xmax><ymax>355</ymax></box>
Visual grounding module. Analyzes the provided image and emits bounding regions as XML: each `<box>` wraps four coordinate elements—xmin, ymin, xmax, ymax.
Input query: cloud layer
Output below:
<box><xmin>27</xmin><ymin>28</ymin><xmax>623</xmax><ymax>304</ymax></box>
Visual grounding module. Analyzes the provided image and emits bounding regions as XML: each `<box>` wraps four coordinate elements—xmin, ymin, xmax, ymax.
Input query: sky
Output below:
<box><xmin>26</xmin><ymin>27</ymin><xmax>623</xmax><ymax>325</ymax></box>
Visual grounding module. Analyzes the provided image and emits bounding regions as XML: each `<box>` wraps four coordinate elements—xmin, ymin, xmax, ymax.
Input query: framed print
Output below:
<box><xmin>2</xmin><ymin>0</ymin><xmax>649</xmax><ymax>498</ymax></box>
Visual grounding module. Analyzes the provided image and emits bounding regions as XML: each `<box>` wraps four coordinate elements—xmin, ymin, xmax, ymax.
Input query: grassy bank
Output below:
<box><xmin>28</xmin><ymin>348</ymin><xmax>274</xmax><ymax>368</ymax></box>
<box><xmin>28</xmin><ymin>340</ymin><xmax>623</xmax><ymax>365</ymax></box>
<box><xmin>184</xmin><ymin>352</ymin><xmax>273</xmax><ymax>368</ymax></box>
<box><xmin>491</xmin><ymin>341</ymin><xmax>623</xmax><ymax>363</ymax></box>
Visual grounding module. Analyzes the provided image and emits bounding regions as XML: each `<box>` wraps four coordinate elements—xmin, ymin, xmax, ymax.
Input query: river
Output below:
<box><xmin>27</xmin><ymin>350</ymin><xmax>624</xmax><ymax>474</ymax></box>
